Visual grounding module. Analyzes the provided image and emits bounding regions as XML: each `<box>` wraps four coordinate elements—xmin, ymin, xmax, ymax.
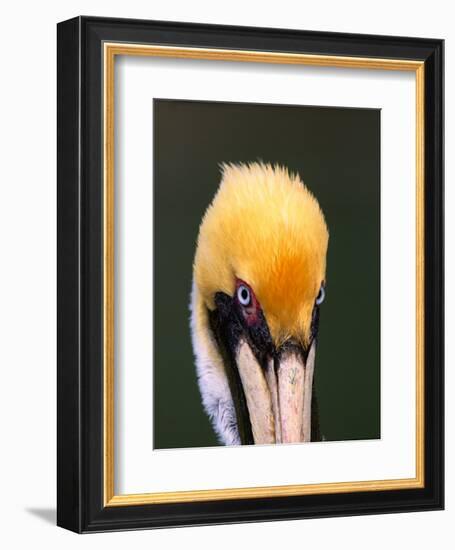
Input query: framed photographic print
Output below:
<box><xmin>57</xmin><ymin>16</ymin><xmax>444</xmax><ymax>532</ymax></box>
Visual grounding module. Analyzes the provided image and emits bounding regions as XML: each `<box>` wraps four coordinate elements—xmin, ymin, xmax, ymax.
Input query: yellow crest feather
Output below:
<box><xmin>194</xmin><ymin>162</ymin><xmax>329</xmax><ymax>346</ymax></box>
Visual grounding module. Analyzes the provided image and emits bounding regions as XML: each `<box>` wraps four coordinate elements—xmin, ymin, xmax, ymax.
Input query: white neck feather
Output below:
<box><xmin>190</xmin><ymin>281</ymin><xmax>240</xmax><ymax>446</ymax></box>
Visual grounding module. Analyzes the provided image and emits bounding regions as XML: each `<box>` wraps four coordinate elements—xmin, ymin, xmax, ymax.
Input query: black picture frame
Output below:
<box><xmin>57</xmin><ymin>16</ymin><xmax>444</xmax><ymax>533</ymax></box>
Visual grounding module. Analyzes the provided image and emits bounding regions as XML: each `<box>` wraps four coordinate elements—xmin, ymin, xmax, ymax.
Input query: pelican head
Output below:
<box><xmin>191</xmin><ymin>162</ymin><xmax>329</xmax><ymax>445</ymax></box>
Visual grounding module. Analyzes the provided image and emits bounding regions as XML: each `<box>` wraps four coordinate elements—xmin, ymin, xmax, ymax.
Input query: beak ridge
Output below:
<box><xmin>276</xmin><ymin>351</ymin><xmax>305</xmax><ymax>443</ymax></box>
<box><xmin>235</xmin><ymin>340</ymin><xmax>275</xmax><ymax>444</ymax></box>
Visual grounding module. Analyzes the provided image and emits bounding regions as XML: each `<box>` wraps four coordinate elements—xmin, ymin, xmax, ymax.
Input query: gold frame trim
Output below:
<box><xmin>103</xmin><ymin>43</ymin><xmax>425</xmax><ymax>507</ymax></box>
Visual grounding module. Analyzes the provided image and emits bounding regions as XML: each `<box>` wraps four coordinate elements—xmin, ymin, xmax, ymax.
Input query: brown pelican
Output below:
<box><xmin>190</xmin><ymin>162</ymin><xmax>329</xmax><ymax>445</ymax></box>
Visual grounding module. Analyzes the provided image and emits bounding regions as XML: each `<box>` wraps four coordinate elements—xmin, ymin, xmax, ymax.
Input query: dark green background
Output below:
<box><xmin>154</xmin><ymin>99</ymin><xmax>380</xmax><ymax>449</ymax></box>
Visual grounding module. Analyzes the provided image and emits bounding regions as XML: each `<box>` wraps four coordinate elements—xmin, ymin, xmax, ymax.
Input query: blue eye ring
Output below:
<box><xmin>237</xmin><ymin>284</ymin><xmax>251</xmax><ymax>306</ymax></box>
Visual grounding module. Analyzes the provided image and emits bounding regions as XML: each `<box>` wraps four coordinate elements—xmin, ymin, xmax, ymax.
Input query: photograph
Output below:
<box><xmin>0</xmin><ymin>0</ymin><xmax>450</xmax><ymax>544</ymax></box>
<box><xmin>55</xmin><ymin>15</ymin><xmax>444</xmax><ymax>533</ymax></box>
<box><xmin>153</xmin><ymin>99</ymin><xmax>380</xmax><ymax>449</ymax></box>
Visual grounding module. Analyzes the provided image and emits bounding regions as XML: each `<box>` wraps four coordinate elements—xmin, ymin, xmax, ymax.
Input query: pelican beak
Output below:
<box><xmin>235</xmin><ymin>339</ymin><xmax>317</xmax><ymax>445</ymax></box>
<box><xmin>209</xmin><ymin>291</ymin><xmax>319</xmax><ymax>445</ymax></box>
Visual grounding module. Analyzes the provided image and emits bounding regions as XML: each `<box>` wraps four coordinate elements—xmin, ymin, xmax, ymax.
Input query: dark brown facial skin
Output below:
<box><xmin>208</xmin><ymin>291</ymin><xmax>255</xmax><ymax>444</ymax></box>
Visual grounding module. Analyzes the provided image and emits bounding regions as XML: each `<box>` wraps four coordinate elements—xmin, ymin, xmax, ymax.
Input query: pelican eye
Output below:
<box><xmin>316</xmin><ymin>286</ymin><xmax>325</xmax><ymax>306</ymax></box>
<box><xmin>237</xmin><ymin>285</ymin><xmax>251</xmax><ymax>306</ymax></box>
